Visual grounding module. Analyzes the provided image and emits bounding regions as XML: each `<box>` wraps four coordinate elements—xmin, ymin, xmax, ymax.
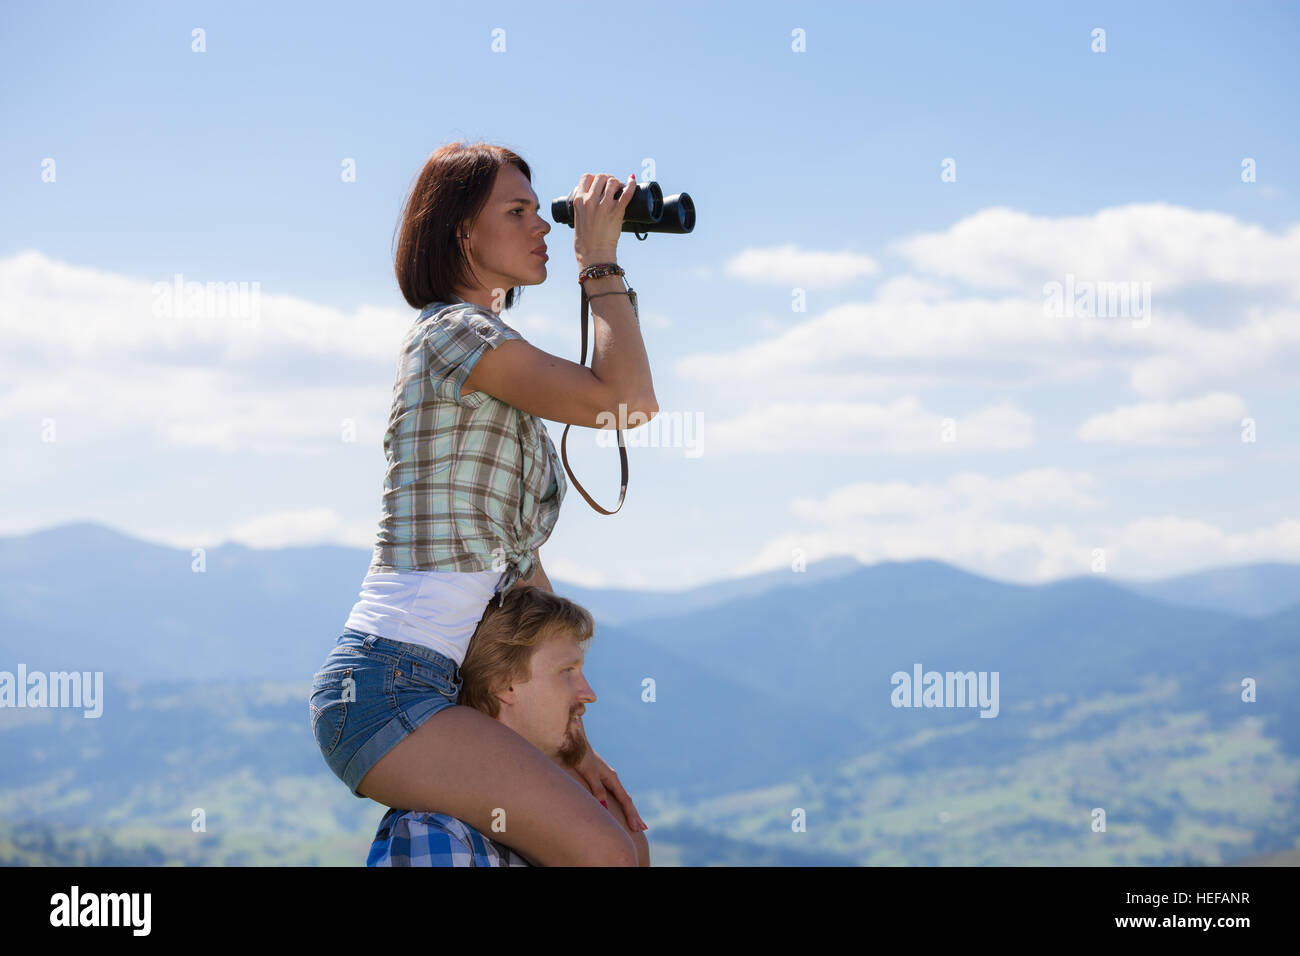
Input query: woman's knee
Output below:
<box><xmin>582</xmin><ymin>827</ymin><xmax>638</xmax><ymax>867</ymax></box>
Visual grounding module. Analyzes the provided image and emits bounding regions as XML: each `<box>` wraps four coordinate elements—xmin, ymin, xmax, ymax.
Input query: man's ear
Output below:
<box><xmin>490</xmin><ymin>678</ymin><xmax>516</xmax><ymax>709</ymax></box>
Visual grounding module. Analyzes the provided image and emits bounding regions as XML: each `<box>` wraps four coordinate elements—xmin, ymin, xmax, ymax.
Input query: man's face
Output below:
<box><xmin>457</xmin><ymin>164</ymin><xmax>550</xmax><ymax>303</ymax></box>
<box><xmin>500</xmin><ymin>630</ymin><xmax>596</xmax><ymax>768</ymax></box>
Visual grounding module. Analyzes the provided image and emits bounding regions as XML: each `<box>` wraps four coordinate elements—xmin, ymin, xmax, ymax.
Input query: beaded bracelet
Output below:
<box><xmin>578</xmin><ymin>262</ymin><xmax>624</xmax><ymax>283</ymax></box>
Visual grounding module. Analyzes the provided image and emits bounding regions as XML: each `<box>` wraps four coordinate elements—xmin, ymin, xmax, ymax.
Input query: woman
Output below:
<box><xmin>308</xmin><ymin>141</ymin><xmax>657</xmax><ymax>866</ymax></box>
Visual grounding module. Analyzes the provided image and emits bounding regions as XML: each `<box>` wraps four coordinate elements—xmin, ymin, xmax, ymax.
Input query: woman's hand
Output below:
<box><xmin>573</xmin><ymin>172</ymin><xmax>637</xmax><ymax>266</ymax></box>
<box><xmin>571</xmin><ymin>717</ymin><xmax>647</xmax><ymax>832</ymax></box>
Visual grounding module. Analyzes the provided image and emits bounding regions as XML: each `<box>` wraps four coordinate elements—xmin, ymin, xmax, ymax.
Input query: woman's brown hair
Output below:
<box><xmin>459</xmin><ymin>585</ymin><xmax>595</xmax><ymax>719</ymax></box>
<box><xmin>393</xmin><ymin>140</ymin><xmax>533</xmax><ymax>311</ymax></box>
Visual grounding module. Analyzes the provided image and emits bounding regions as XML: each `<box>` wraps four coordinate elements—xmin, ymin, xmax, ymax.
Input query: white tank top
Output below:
<box><xmin>344</xmin><ymin>566</ymin><xmax>505</xmax><ymax>666</ymax></box>
<box><xmin>344</xmin><ymin>436</ymin><xmax>553</xmax><ymax>666</ymax></box>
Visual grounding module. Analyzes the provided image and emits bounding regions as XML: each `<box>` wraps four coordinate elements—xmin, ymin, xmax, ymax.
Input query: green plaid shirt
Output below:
<box><xmin>368</xmin><ymin>299</ymin><xmax>566</xmax><ymax>604</ymax></box>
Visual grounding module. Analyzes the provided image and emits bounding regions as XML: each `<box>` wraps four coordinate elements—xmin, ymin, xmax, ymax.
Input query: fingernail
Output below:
<box><xmin>599</xmin><ymin>799</ymin><xmax>608</xmax><ymax>808</ymax></box>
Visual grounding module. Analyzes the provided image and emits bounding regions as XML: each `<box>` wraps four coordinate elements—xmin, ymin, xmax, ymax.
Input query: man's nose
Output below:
<box><xmin>577</xmin><ymin>675</ymin><xmax>596</xmax><ymax>703</ymax></box>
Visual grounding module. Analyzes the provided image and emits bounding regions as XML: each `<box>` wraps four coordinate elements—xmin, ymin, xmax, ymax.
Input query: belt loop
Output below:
<box><xmin>362</xmin><ymin>634</ymin><xmax>377</xmax><ymax>650</ymax></box>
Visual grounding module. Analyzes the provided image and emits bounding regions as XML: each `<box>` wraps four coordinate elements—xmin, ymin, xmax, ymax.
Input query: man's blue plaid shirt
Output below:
<box><xmin>366</xmin><ymin>807</ymin><xmax>533</xmax><ymax>866</ymax></box>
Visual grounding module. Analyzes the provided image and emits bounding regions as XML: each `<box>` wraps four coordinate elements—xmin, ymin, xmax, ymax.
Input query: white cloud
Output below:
<box><xmin>542</xmin><ymin>555</ymin><xmax>611</xmax><ymax>589</ymax></box>
<box><xmin>0</xmin><ymin>362</ymin><xmax>386</xmax><ymax>452</ymax></box>
<box><xmin>1126</xmin><ymin>305</ymin><xmax>1300</xmax><ymax>396</ymax></box>
<box><xmin>690</xmin><ymin>204</ymin><xmax>1300</xmax><ymax>404</ymax></box>
<box><xmin>943</xmin><ymin>468</ymin><xmax>1104</xmax><ymax>511</ymax></box>
<box><xmin>761</xmin><ymin>468</ymin><xmax>1104</xmax><ymax>581</ymax></box>
<box><xmin>1077</xmin><ymin>391</ymin><xmax>1250</xmax><ymax>445</ymax></box>
<box><xmin>790</xmin><ymin>481</ymin><xmax>952</xmax><ymax>522</ymax></box>
<box><xmin>743</xmin><ymin>513</ymin><xmax>1090</xmax><ymax>582</ymax></box>
<box><xmin>702</xmin><ymin>397</ymin><xmax>1033</xmax><ymax>453</ymax></box>
<box><xmin>0</xmin><ymin>249</ymin><xmax>409</xmax><ymax>361</ymax></box>
<box><xmin>0</xmin><ymin>251</ymin><xmax>453</xmax><ymax>452</ymax></box>
<box><xmin>1108</xmin><ymin>516</ymin><xmax>1300</xmax><ymax>568</ymax></box>
<box><xmin>724</xmin><ymin>244</ymin><xmax>881</xmax><ymax>286</ymax></box>
<box><xmin>789</xmin><ymin>468</ymin><xmax>1100</xmax><ymax>524</ymax></box>
<box><xmin>892</xmin><ymin>202</ymin><xmax>1300</xmax><ymax>299</ymax></box>
<box><xmin>675</xmin><ymin>292</ymin><xmax>1150</xmax><ymax>399</ymax></box>
<box><xmin>0</xmin><ymin>250</ymin><xmax>665</xmax><ymax>454</ymax></box>
<box><xmin>872</xmin><ymin>274</ymin><xmax>954</xmax><ymax>304</ymax></box>
<box><xmin>152</xmin><ymin>508</ymin><xmax>378</xmax><ymax>550</ymax></box>
<box><xmin>741</xmin><ymin>471</ymin><xmax>1300</xmax><ymax>583</ymax></box>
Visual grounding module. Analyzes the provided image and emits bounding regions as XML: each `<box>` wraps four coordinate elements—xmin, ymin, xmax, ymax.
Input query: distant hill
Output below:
<box><xmin>0</xmin><ymin>520</ymin><xmax>371</xmax><ymax>682</ymax></box>
<box><xmin>558</xmin><ymin>555</ymin><xmax>864</xmax><ymax>626</ymax></box>
<box><xmin>1107</xmin><ymin>561</ymin><xmax>1300</xmax><ymax>618</ymax></box>
<box><xmin>618</xmin><ymin>560</ymin><xmax>1300</xmax><ymax>751</ymax></box>
<box><xmin>0</xmin><ymin>522</ymin><xmax>860</xmax><ymax>682</ymax></box>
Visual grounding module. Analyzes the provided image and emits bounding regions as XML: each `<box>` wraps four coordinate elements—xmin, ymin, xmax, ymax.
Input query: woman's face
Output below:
<box><xmin>456</xmin><ymin>164</ymin><xmax>551</xmax><ymax>306</ymax></box>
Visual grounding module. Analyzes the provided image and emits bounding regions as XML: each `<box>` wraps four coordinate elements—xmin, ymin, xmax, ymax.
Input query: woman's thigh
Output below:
<box><xmin>358</xmin><ymin>704</ymin><xmax>637</xmax><ymax>867</ymax></box>
<box><xmin>310</xmin><ymin>631</ymin><xmax>465</xmax><ymax>798</ymax></box>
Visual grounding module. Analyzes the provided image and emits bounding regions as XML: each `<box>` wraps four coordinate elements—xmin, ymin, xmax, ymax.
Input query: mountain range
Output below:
<box><xmin>1</xmin><ymin>522</ymin><xmax>1296</xmax><ymax>865</ymax></box>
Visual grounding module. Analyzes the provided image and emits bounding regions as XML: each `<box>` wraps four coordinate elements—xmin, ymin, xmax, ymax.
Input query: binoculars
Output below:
<box><xmin>551</xmin><ymin>181</ymin><xmax>695</xmax><ymax>236</ymax></box>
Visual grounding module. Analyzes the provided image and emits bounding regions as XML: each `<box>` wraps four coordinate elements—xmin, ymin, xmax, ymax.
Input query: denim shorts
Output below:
<box><xmin>309</xmin><ymin>628</ymin><xmax>463</xmax><ymax>798</ymax></box>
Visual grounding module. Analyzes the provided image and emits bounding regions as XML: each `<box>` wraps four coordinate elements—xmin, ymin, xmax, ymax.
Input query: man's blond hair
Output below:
<box><xmin>459</xmin><ymin>585</ymin><xmax>595</xmax><ymax>718</ymax></box>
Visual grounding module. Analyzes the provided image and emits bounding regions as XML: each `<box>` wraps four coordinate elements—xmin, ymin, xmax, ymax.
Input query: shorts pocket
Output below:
<box><xmin>310</xmin><ymin>666</ymin><xmax>355</xmax><ymax>759</ymax></box>
<box><xmin>397</xmin><ymin>655</ymin><xmax>460</xmax><ymax>699</ymax></box>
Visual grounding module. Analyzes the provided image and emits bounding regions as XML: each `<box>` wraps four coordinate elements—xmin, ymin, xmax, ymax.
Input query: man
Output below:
<box><xmin>366</xmin><ymin>585</ymin><xmax>649</xmax><ymax>866</ymax></box>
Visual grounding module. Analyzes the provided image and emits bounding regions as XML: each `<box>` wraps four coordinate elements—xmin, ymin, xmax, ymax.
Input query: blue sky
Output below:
<box><xmin>3</xmin><ymin>0</ymin><xmax>1298</xmax><ymax>590</ymax></box>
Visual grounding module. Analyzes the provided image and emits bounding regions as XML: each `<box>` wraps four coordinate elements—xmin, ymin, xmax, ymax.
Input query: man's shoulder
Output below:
<box><xmin>367</xmin><ymin>807</ymin><xmax>532</xmax><ymax>867</ymax></box>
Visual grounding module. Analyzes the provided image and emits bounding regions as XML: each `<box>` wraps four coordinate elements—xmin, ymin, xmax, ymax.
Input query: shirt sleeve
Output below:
<box><xmin>423</xmin><ymin>305</ymin><xmax>523</xmax><ymax>406</ymax></box>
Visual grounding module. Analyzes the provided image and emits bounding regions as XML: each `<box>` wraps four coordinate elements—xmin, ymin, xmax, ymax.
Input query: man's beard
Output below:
<box><xmin>556</xmin><ymin>712</ymin><xmax>590</xmax><ymax>768</ymax></box>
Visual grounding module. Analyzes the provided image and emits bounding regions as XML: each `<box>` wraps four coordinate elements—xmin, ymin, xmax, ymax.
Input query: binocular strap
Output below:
<box><xmin>559</xmin><ymin>285</ymin><xmax>630</xmax><ymax>516</ymax></box>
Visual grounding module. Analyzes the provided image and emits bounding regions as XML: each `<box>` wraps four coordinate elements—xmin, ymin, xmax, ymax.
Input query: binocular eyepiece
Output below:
<box><xmin>551</xmin><ymin>181</ymin><xmax>695</xmax><ymax>235</ymax></box>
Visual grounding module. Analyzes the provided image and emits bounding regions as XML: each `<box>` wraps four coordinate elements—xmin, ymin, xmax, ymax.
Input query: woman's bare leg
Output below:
<box><xmin>358</xmin><ymin>703</ymin><xmax>637</xmax><ymax>867</ymax></box>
